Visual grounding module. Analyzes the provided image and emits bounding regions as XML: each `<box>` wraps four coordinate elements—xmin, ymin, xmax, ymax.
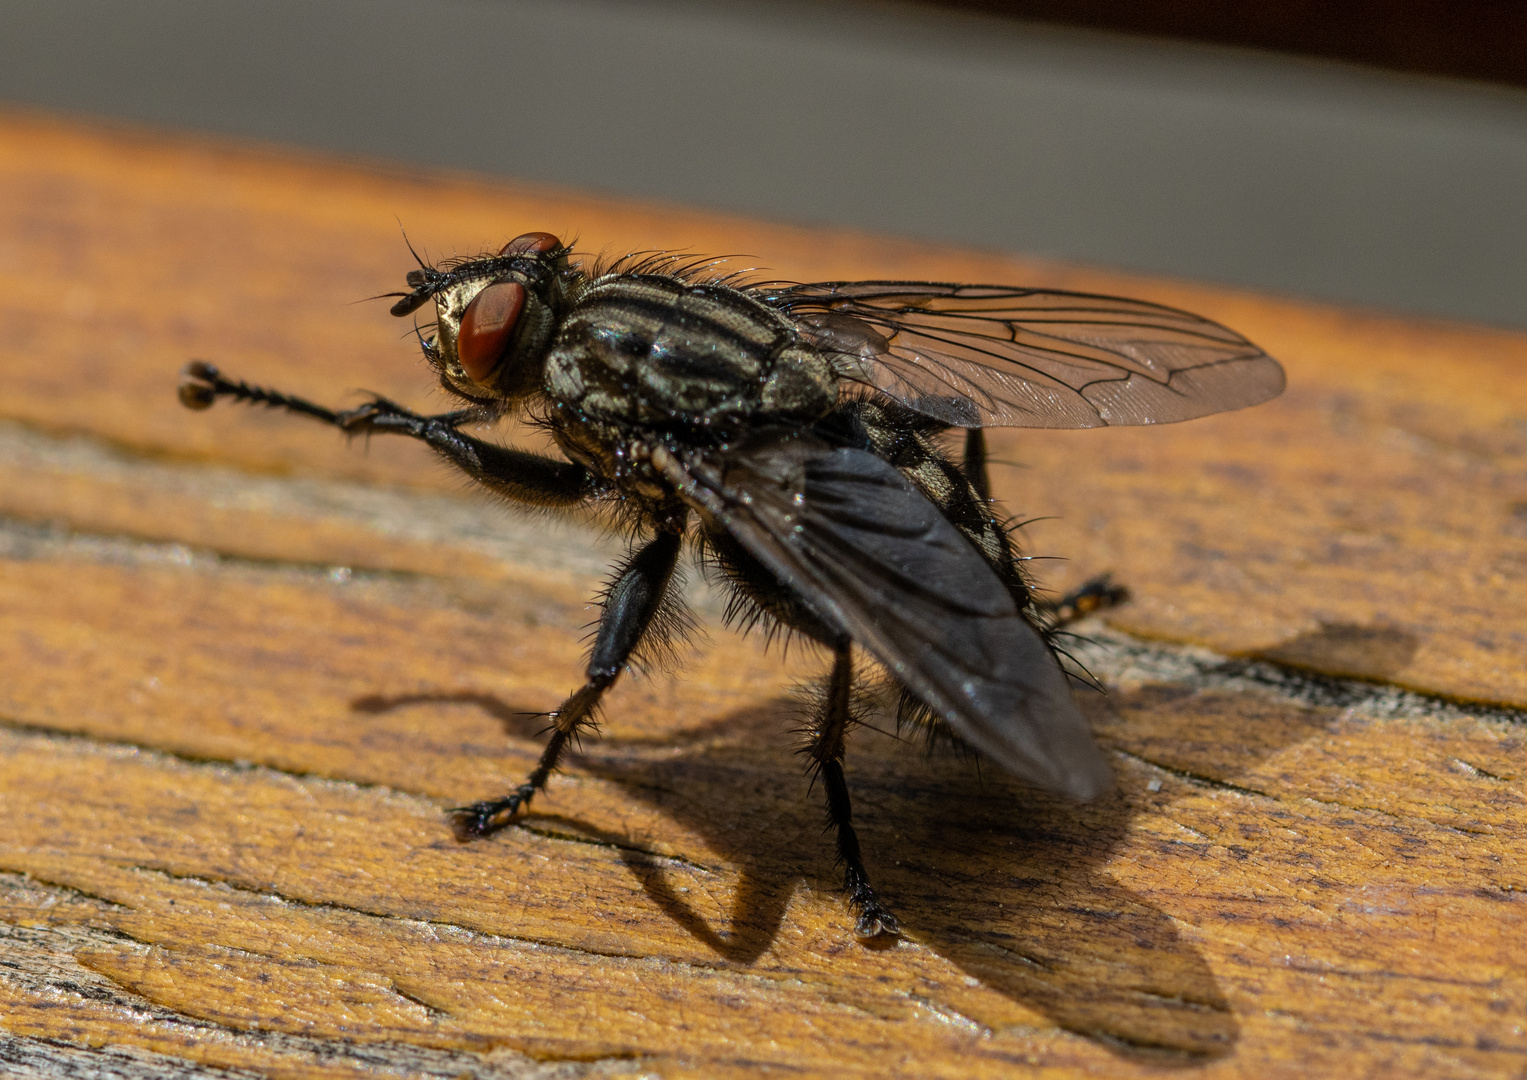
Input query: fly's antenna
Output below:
<box><xmin>399</xmin><ymin>217</ymin><xmax>430</xmax><ymax>271</ymax></box>
<box><xmin>376</xmin><ymin>218</ymin><xmax>449</xmax><ymax>316</ymax></box>
<box><xmin>352</xmin><ymin>221</ymin><xmax>437</xmax><ymax>310</ymax></box>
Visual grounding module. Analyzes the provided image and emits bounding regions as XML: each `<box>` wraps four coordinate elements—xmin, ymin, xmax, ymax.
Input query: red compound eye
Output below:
<box><xmin>499</xmin><ymin>231</ymin><xmax>560</xmax><ymax>256</ymax></box>
<box><xmin>457</xmin><ymin>281</ymin><xmax>527</xmax><ymax>383</ymax></box>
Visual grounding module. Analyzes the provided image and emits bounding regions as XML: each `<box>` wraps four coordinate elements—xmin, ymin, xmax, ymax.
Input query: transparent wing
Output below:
<box><xmin>764</xmin><ymin>281</ymin><xmax>1285</xmax><ymax>428</ymax></box>
<box><xmin>682</xmin><ymin>432</ymin><xmax>1112</xmax><ymax>799</ymax></box>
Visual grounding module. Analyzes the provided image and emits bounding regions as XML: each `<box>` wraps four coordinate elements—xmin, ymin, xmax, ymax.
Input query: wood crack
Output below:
<box><xmin>106</xmin><ymin>865</ymin><xmax>742</xmax><ymax>969</ymax></box>
<box><xmin>1072</xmin><ymin>631</ymin><xmax>1527</xmax><ymax>726</ymax></box>
<box><xmin>1111</xmin><ymin>749</ymin><xmax>1275</xmax><ymax>800</ymax></box>
<box><xmin>2</xmin><ymin>865</ymin><xmax>830</xmax><ymax>993</ymax></box>
<box><xmin>0</xmin><ymin>922</ymin><xmax>639</xmax><ymax>1078</ymax></box>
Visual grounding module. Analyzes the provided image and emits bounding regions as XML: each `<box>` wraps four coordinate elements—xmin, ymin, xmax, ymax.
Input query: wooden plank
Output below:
<box><xmin>0</xmin><ymin>108</ymin><xmax>1523</xmax><ymax>1077</ymax></box>
<box><xmin>1</xmin><ymin>109</ymin><xmax>1522</xmax><ymax>706</ymax></box>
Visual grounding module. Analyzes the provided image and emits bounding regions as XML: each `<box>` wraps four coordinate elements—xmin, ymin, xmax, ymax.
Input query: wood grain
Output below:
<box><xmin>0</xmin><ymin>108</ymin><xmax>1523</xmax><ymax>1078</ymax></box>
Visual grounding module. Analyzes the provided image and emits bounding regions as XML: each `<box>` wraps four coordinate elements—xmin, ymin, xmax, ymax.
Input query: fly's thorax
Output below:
<box><xmin>547</xmin><ymin>404</ymin><xmax>625</xmax><ymax>485</ymax></box>
<box><xmin>544</xmin><ymin>275</ymin><xmax>837</xmax><ymax>431</ymax></box>
<box><xmin>546</xmin><ymin>407</ymin><xmax>686</xmax><ymax>519</ymax></box>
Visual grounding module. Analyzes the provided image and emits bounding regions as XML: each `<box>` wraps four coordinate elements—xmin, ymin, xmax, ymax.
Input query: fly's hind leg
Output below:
<box><xmin>1044</xmin><ymin>574</ymin><xmax>1131</xmax><ymax>629</ymax></box>
<box><xmin>960</xmin><ymin>428</ymin><xmax>1131</xmax><ymax>629</ymax></box>
<box><xmin>451</xmin><ymin>528</ymin><xmax>685</xmax><ymax>838</ymax></box>
<box><xmin>809</xmin><ymin>642</ymin><xmax>899</xmax><ymax>940</ymax></box>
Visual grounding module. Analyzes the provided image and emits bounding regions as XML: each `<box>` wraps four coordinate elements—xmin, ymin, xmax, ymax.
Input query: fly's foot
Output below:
<box><xmin>845</xmin><ymin>870</ymin><xmax>900</xmax><ymax>940</ymax></box>
<box><xmin>852</xmin><ymin>894</ymin><xmax>901</xmax><ymax>941</ymax></box>
<box><xmin>448</xmin><ymin>783</ymin><xmax>538</xmax><ymax>840</ymax></box>
<box><xmin>1050</xmin><ymin>573</ymin><xmax>1131</xmax><ymax>628</ymax></box>
<box><xmin>177</xmin><ymin>361</ymin><xmax>222</xmax><ymax>410</ymax></box>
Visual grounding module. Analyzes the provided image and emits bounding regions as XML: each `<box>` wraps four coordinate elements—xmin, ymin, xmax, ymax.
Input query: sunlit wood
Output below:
<box><xmin>0</xmin><ymin>109</ymin><xmax>1521</xmax><ymax>1078</ymax></box>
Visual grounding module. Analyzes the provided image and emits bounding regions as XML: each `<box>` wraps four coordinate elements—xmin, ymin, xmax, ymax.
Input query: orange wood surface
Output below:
<box><xmin>0</xmin><ymin>108</ymin><xmax>1523</xmax><ymax>1078</ymax></box>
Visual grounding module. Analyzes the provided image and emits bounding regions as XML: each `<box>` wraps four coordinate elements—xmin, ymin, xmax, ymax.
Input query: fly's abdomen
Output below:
<box><xmin>545</xmin><ymin>275</ymin><xmax>837</xmax><ymax>431</ymax></box>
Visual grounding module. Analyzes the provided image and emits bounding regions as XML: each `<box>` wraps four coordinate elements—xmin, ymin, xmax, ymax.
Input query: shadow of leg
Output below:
<box><xmin>526</xmin><ymin>813</ymin><xmax>795</xmax><ymax>965</ymax></box>
<box><xmin>1251</xmin><ymin>621</ymin><xmax>1420</xmax><ymax>682</ymax></box>
<box><xmin>351</xmin><ymin>690</ymin><xmax>550</xmax><ymax>740</ymax></box>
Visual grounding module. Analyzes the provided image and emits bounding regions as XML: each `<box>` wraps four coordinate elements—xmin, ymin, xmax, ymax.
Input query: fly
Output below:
<box><xmin>178</xmin><ymin>231</ymin><xmax>1284</xmax><ymax>938</ymax></box>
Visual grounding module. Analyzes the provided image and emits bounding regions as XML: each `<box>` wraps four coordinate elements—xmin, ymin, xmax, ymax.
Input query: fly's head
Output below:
<box><xmin>390</xmin><ymin>231</ymin><xmax>573</xmax><ymax>407</ymax></box>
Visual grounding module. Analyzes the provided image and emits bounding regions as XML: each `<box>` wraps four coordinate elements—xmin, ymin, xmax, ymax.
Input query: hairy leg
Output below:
<box><xmin>451</xmin><ymin>528</ymin><xmax>686</xmax><ymax>837</ymax></box>
<box><xmin>178</xmin><ymin>361</ymin><xmax>591</xmax><ymax>507</ymax></box>
<box><xmin>807</xmin><ymin>643</ymin><xmax>899</xmax><ymax>939</ymax></box>
<box><xmin>956</xmin><ymin>427</ymin><xmax>1130</xmax><ymax>629</ymax></box>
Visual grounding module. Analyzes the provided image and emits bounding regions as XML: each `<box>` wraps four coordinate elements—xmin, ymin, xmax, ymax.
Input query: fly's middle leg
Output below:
<box><xmin>807</xmin><ymin>643</ymin><xmax>900</xmax><ymax>940</ymax></box>
<box><xmin>450</xmin><ymin>528</ymin><xmax>685</xmax><ymax>838</ymax></box>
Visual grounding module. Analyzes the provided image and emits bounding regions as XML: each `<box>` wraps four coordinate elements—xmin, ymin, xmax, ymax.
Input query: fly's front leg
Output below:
<box><xmin>178</xmin><ymin>361</ymin><xmax>590</xmax><ymax>507</ymax></box>
<box><xmin>450</xmin><ymin>528</ymin><xmax>686</xmax><ymax>839</ymax></box>
<box><xmin>808</xmin><ymin>643</ymin><xmax>899</xmax><ymax>940</ymax></box>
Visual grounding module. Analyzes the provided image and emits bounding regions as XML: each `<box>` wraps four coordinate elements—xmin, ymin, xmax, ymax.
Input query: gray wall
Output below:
<box><xmin>3</xmin><ymin>0</ymin><xmax>1526</xmax><ymax>327</ymax></box>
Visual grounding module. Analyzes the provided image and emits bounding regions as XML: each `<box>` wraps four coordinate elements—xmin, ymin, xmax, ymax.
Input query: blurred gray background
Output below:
<box><xmin>2</xmin><ymin>0</ymin><xmax>1525</xmax><ymax>327</ymax></box>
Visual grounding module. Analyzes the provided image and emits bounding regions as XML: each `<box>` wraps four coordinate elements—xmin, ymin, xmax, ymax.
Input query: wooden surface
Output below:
<box><xmin>0</xmin><ymin>108</ymin><xmax>1523</xmax><ymax>1079</ymax></box>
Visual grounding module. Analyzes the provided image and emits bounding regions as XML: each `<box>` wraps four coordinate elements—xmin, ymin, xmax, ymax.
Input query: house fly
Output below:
<box><xmin>178</xmin><ymin>231</ymin><xmax>1284</xmax><ymax>938</ymax></box>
